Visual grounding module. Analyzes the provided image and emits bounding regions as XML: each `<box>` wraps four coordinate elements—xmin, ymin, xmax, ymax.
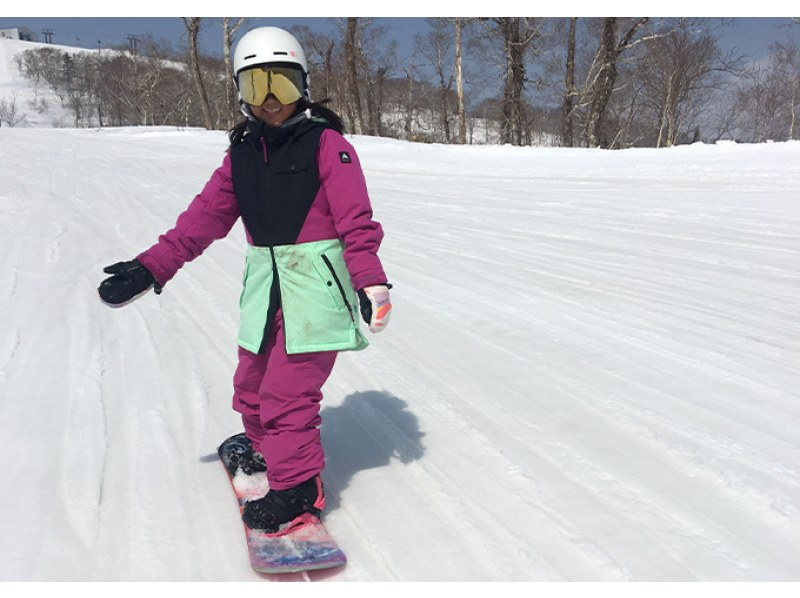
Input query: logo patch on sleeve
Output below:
<box><xmin>339</xmin><ymin>151</ymin><xmax>352</xmax><ymax>163</ymax></box>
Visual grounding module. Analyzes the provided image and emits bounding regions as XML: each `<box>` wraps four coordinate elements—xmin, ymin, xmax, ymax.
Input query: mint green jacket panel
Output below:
<box><xmin>237</xmin><ymin>246</ymin><xmax>274</xmax><ymax>354</ymax></box>
<box><xmin>237</xmin><ymin>239</ymin><xmax>369</xmax><ymax>355</ymax></box>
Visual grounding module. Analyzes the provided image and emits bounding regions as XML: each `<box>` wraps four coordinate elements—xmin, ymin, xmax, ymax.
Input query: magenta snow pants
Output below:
<box><xmin>232</xmin><ymin>311</ymin><xmax>337</xmax><ymax>490</ymax></box>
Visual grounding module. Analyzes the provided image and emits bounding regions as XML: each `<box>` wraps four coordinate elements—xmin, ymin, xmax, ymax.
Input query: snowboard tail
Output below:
<box><xmin>218</xmin><ymin>433</ymin><xmax>347</xmax><ymax>574</ymax></box>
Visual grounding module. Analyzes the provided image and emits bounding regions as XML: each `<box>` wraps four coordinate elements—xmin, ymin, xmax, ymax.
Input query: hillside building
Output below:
<box><xmin>0</xmin><ymin>27</ymin><xmax>36</xmax><ymax>42</ymax></box>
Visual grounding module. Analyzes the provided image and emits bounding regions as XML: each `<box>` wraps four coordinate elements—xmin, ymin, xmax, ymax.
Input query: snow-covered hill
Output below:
<box><xmin>1</xmin><ymin>33</ymin><xmax>800</xmax><ymax>584</ymax></box>
<box><xmin>0</xmin><ymin>37</ymin><xmax>97</xmax><ymax>127</ymax></box>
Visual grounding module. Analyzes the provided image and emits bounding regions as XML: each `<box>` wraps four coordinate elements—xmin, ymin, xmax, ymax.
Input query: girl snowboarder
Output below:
<box><xmin>98</xmin><ymin>26</ymin><xmax>392</xmax><ymax>534</ymax></box>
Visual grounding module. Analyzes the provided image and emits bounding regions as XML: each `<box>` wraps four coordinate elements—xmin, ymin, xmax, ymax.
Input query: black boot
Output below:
<box><xmin>242</xmin><ymin>476</ymin><xmax>325</xmax><ymax>533</ymax></box>
<box><xmin>220</xmin><ymin>433</ymin><xmax>267</xmax><ymax>477</ymax></box>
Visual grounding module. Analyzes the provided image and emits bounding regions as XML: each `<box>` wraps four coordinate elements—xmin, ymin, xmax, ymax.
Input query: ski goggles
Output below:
<box><xmin>237</xmin><ymin>65</ymin><xmax>304</xmax><ymax>106</ymax></box>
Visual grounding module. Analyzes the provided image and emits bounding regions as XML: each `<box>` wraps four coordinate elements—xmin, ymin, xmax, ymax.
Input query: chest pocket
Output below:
<box><xmin>272</xmin><ymin>157</ymin><xmax>311</xmax><ymax>176</ymax></box>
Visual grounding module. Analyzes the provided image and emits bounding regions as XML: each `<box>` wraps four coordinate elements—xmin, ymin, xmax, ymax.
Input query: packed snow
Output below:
<box><xmin>1</xmin><ymin>38</ymin><xmax>799</xmax><ymax>583</ymax></box>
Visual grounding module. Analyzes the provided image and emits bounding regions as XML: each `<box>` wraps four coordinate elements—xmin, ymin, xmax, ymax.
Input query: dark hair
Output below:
<box><xmin>227</xmin><ymin>119</ymin><xmax>250</xmax><ymax>147</ymax></box>
<box><xmin>227</xmin><ymin>98</ymin><xmax>345</xmax><ymax>147</ymax></box>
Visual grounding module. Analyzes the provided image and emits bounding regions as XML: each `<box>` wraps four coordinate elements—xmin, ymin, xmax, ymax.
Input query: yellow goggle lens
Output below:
<box><xmin>238</xmin><ymin>67</ymin><xmax>303</xmax><ymax>106</ymax></box>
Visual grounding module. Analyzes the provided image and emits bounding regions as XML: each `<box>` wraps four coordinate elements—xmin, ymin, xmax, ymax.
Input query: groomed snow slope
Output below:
<box><xmin>0</xmin><ymin>126</ymin><xmax>798</xmax><ymax>581</ymax></box>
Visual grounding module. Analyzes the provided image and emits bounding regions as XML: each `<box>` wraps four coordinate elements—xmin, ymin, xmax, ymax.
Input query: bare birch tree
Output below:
<box><xmin>771</xmin><ymin>39</ymin><xmax>800</xmax><ymax>139</ymax></box>
<box><xmin>223</xmin><ymin>18</ymin><xmax>248</xmax><ymax>128</ymax></box>
<box><xmin>637</xmin><ymin>23</ymin><xmax>738</xmax><ymax>147</ymax></box>
<box><xmin>453</xmin><ymin>17</ymin><xmax>471</xmax><ymax>144</ymax></box>
<box><xmin>733</xmin><ymin>37</ymin><xmax>800</xmax><ymax>141</ymax></box>
<box><xmin>482</xmin><ymin>17</ymin><xmax>543</xmax><ymax>145</ymax></box>
<box><xmin>0</xmin><ymin>93</ymin><xmax>25</xmax><ymax>126</ymax></box>
<box><xmin>344</xmin><ymin>17</ymin><xmax>364</xmax><ymax>134</ymax></box>
<box><xmin>562</xmin><ymin>17</ymin><xmax>578</xmax><ymax>146</ymax></box>
<box><xmin>292</xmin><ymin>25</ymin><xmax>336</xmax><ymax>102</ymax></box>
<box><xmin>400</xmin><ymin>39</ymin><xmax>422</xmax><ymax>140</ymax></box>
<box><xmin>421</xmin><ymin>18</ymin><xmax>455</xmax><ymax>142</ymax></box>
<box><xmin>583</xmin><ymin>18</ymin><xmax>650</xmax><ymax>147</ymax></box>
<box><xmin>339</xmin><ymin>18</ymin><xmax>396</xmax><ymax>136</ymax></box>
<box><xmin>182</xmin><ymin>17</ymin><xmax>214</xmax><ymax>130</ymax></box>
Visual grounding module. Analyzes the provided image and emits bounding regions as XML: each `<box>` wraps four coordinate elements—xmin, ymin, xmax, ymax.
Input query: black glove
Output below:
<box><xmin>98</xmin><ymin>259</ymin><xmax>161</xmax><ymax>306</ymax></box>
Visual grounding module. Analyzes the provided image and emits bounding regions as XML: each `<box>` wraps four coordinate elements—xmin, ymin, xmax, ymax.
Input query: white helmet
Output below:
<box><xmin>233</xmin><ymin>26</ymin><xmax>308</xmax><ymax>77</ymax></box>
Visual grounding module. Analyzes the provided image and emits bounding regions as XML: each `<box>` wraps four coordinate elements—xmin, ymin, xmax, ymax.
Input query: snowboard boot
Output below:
<box><xmin>242</xmin><ymin>475</ymin><xmax>326</xmax><ymax>535</ymax></box>
<box><xmin>221</xmin><ymin>433</ymin><xmax>267</xmax><ymax>477</ymax></box>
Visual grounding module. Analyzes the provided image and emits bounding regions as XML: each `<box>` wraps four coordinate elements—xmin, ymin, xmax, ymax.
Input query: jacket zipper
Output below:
<box><xmin>257</xmin><ymin>246</ymin><xmax>281</xmax><ymax>355</ymax></box>
<box><xmin>321</xmin><ymin>254</ymin><xmax>355</xmax><ymax>324</ymax></box>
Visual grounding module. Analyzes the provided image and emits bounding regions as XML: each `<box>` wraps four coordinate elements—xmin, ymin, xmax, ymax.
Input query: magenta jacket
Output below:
<box><xmin>137</xmin><ymin>127</ymin><xmax>387</xmax><ymax>293</ymax></box>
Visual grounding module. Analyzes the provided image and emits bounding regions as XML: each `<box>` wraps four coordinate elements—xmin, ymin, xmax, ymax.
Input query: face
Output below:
<box><xmin>249</xmin><ymin>95</ymin><xmax>298</xmax><ymax>127</ymax></box>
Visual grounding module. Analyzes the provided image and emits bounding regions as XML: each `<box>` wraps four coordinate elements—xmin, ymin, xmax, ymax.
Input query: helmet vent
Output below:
<box><xmin>273</xmin><ymin>51</ymin><xmax>288</xmax><ymax>56</ymax></box>
<box><xmin>244</xmin><ymin>54</ymin><xmax>257</xmax><ymax>60</ymax></box>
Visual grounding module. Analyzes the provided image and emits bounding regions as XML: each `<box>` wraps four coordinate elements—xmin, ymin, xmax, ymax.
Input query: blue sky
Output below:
<box><xmin>0</xmin><ymin>17</ymin><xmax>796</xmax><ymax>63</ymax></box>
<box><xmin>0</xmin><ymin>17</ymin><xmax>425</xmax><ymax>59</ymax></box>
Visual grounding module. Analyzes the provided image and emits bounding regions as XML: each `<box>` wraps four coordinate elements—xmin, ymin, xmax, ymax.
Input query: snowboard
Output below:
<box><xmin>217</xmin><ymin>433</ymin><xmax>347</xmax><ymax>574</ymax></box>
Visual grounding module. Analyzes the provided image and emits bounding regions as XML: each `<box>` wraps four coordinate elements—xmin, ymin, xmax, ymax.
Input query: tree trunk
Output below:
<box><xmin>584</xmin><ymin>17</ymin><xmax>649</xmax><ymax>148</ymax></box>
<box><xmin>223</xmin><ymin>17</ymin><xmax>246</xmax><ymax>128</ymax></box>
<box><xmin>404</xmin><ymin>62</ymin><xmax>415</xmax><ymax>140</ymax></box>
<box><xmin>562</xmin><ymin>17</ymin><xmax>577</xmax><ymax>147</ymax></box>
<box><xmin>454</xmin><ymin>18</ymin><xmax>467</xmax><ymax>144</ymax></box>
<box><xmin>495</xmin><ymin>17</ymin><xmax>530</xmax><ymax>146</ymax></box>
<box><xmin>344</xmin><ymin>17</ymin><xmax>364</xmax><ymax>134</ymax></box>
<box><xmin>585</xmin><ymin>18</ymin><xmax>618</xmax><ymax>148</ymax></box>
<box><xmin>789</xmin><ymin>72</ymin><xmax>798</xmax><ymax>139</ymax></box>
<box><xmin>437</xmin><ymin>62</ymin><xmax>451</xmax><ymax>142</ymax></box>
<box><xmin>364</xmin><ymin>66</ymin><xmax>386</xmax><ymax>136</ymax></box>
<box><xmin>322</xmin><ymin>39</ymin><xmax>335</xmax><ymax>101</ymax></box>
<box><xmin>182</xmin><ymin>17</ymin><xmax>215</xmax><ymax>130</ymax></box>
